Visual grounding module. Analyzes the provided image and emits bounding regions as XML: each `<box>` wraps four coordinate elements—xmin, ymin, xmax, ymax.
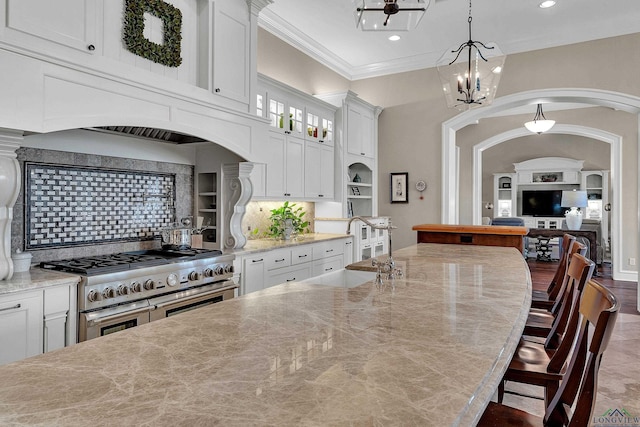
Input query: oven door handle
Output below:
<box><xmin>84</xmin><ymin>305</ymin><xmax>151</xmax><ymax>327</ymax></box>
<box><xmin>150</xmin><ymin>284</ymin><xmax>233</xmax><ymax>310</ymax></box>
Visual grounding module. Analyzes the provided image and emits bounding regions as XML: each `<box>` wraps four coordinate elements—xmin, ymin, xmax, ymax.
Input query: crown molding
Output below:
<box><xmin>258</xmin><ymin>9</ymin><xmax>436</xmax><ymax>81</ymax></box>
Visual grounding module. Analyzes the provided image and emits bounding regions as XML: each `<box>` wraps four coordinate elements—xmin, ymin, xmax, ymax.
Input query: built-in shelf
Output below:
<box><xmin>196</xmin><ymin>172</ymin><xmax>218</xmax><ymax>249</ymax></box>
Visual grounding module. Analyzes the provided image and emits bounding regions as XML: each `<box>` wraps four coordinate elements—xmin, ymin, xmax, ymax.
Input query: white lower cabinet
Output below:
<box><xmin>242</xmin><ymin>254</ymin><xmax>266</xmax><ymax>295</ymax></box>
<box><xmin>0</xmin><ymin>290</ymin><xmax>43</xmax><ymax>365</ymax></box>
<box><xmin>237</xmin><ymin>238</ymin><xmax>350</xmax><ymax>295</ymax></box>
<box><xmin>0</xmin><ymin>282</ymin><xmax>77</xmax><ymax>366</ymax></box>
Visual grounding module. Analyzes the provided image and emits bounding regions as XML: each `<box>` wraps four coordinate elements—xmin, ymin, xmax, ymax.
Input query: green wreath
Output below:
<box><xmin>123</xmin><ymin>0</ymin><xmax>183</xmax><ymax>67</ymax></box>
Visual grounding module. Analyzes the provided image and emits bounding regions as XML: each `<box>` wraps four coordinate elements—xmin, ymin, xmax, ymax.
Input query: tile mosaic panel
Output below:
<box><xmin>25</xmin><ymin>163</ymin><xmax>176</xmax><ymax>249</ymax></box>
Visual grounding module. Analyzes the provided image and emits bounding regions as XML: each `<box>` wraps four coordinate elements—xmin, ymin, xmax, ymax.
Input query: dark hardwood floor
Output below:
<box><xmin>527</xmin><ymin>258</ymin><xmax>638</xmax><ymax>315</ymax></box>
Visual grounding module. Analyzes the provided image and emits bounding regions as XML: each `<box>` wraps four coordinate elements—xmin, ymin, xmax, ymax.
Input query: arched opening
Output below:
<box><xmin>441</xmin><ymin>88</ymin><xmax>640</xmax><ymax>283</ymax></box>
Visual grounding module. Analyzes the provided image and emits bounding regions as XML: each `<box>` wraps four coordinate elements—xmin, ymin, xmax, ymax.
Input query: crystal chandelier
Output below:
<box><xmin>436</xmin><ymin>0</ymin><xmax>506</xmax><ymax>110</ymax></box>
<box><xmin>524</xmin><ymin>104</ymin><xmax>556</xmax><ymax>134</ymax></box>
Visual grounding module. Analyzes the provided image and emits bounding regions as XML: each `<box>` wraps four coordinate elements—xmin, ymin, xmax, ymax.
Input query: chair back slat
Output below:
<box><xmin>548</xmin><ymin>234</ymin><xmax>578</xmax><ymax>298</ymax></box>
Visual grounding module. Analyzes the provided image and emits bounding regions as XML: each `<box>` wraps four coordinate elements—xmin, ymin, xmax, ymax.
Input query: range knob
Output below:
<box><xmin>117</xmin><ymin>285</ymin><xmax>130</xmax><ymax>295</ymax></box>
<box><xmin>224</xmin><ymin>264</ymin><xmax>234</xmax><ymax>274</ymax></box>
<box><xmin>102</xmin><ymin>287</ymin><xmax>116</xmax><ymax>299</ymax></box>
<box><xmin>188</xmin><ymin>271</ymin><xmax>201</xmax><ymax>281</ymax></box>
<box><xmin>167</xmin><ymin>273</ymin><xmax>179</xmax><ymax>287</ymax></box>
<box><xmin>143</xmin><ymin>279</ymin><xmax>155</xmax><ymax>290</ymax></box>
<box><xmin>87</xmin><ymin>289</ymin><xmax>102</xmax><ymax>302</ymax></box>
<box><xmin>203</xmin><ymin>268</ymin><xmax>214</xmax><ymax>278</ymax></box>
<box><xmin>214</xmin><ymin>266</ymin><xmax>225</xmax><ymax>276</ymax></box>
<box><xmin>131</xmin><ymin>281</ymin><xmax>142</xmax><ymax>293</ymax></box>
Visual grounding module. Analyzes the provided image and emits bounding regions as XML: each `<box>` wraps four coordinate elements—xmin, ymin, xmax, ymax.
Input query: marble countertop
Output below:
<box><xmin>0</xmin><ymin>243</ymin><xmax>531</xmax><ymax>426</ymax></box>
<box><xmin>227</xmin><ymin>233</ymin><xmax>352</xmax><ymax>255</ymax></box>
<box><xmin>0</xmin><ymin>268</ymin><xmax>80</xmax><ymax>296</ymax></box>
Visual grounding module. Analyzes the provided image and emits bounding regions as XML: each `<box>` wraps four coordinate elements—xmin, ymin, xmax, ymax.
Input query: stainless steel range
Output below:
<box><xmin>40</xmin><ymin>249</ymin><xmax>237</xmax><ymax>342</ymax></box>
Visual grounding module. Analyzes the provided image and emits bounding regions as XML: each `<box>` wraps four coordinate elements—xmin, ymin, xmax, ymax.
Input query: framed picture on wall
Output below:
<box><xmin>390</xmin><ymin>172</ymin><xmax>409</xmax><ymax>203</ymax></box>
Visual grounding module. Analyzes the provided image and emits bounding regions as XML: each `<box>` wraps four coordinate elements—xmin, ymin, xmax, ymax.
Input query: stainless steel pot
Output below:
<box><xmin>161</xmin><ymin>226</ymin><xmax>192</xmax><ymax>249</ymax></box>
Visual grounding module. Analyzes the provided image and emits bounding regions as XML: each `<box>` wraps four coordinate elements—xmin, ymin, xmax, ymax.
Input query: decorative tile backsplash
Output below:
<box><xmin>25</xmin><ymin>163</ymin><xmax>176</xmax><ymax>249</ymax></box>
<box><xmin>11</xmin><ymin>147</ymin><xmax>193</xmax><ymax>263</ymax></box>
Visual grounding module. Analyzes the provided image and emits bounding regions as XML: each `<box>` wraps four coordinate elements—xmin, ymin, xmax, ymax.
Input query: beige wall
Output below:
<box><xmin>257</xmin><ymin>29</ymin><xmax>640</xmax><ymax>272</ymax></box>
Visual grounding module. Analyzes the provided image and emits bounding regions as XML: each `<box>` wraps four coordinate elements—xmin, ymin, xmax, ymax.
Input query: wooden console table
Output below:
<box><xmin>527</xmin><ymin>228</ymin><xmax>599</xmax><ymax>272</ymax></box>
<box><xmin>412</xmin><ymin>224</ymin><xmax>528</xmax><ymax>254</ymax></box>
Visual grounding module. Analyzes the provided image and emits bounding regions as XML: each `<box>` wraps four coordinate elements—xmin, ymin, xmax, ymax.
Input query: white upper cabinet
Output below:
<box><xmin>346</xmin><ymin>103</ymin><xmax>375</xmax><ymax>158</ymax></box>
<box><xmin>304</xmin><ymin>142</ymin><xmax>334</xmax><ymax>200</ymax></box>
<box><xmin>255</xmin><ymin>74</ymin><xmax>337</xmax><ymax>202</ymax></box>
<box><xmin>4</xmin><ymin>0</ymin><xmax>99</xmax><ymax>54</ymax></box>
<box><xmin>210</xmin><ymin>0</ymin><xmax>250</xmax><ymax>105</ymax></box>
<box><xmin>0</xmin><ymin>0</ymin><xmax>263</xmax><ymax>112</ymax></box>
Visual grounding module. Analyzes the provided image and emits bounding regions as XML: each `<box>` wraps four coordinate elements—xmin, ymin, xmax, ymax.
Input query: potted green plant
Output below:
<box><xmin>267</xmin><ymin>201</ymin><xmax>309</xmax><ymax>240</ymax></box>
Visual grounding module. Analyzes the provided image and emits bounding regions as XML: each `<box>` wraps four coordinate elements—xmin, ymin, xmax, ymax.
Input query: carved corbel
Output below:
<box><xmin>0</xmin><ymin>129</ymin><xmax>24</xmax><ymax>280</ymax></box>
<box><xmin>222</xmin><ymin>163</ymin><xmax>254</xmax><ymax>249</ymax></box>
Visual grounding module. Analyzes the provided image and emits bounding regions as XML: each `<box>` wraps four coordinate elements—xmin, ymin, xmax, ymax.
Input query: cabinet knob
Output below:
<box><xmin>360</xmin><ymin>152</ymin><xmax>365</xmax><ymax>156</ymax></box>
<box><xmin>87</xmin><ymin>44</ymin><xmax>95</xmax><ymax>51</ymax></box>
<box><xmin>214</xmin><ymin>88</ymin><xmax>221</xmax><ymax>93</ymax></box>
<box><xmin>318</xmin><ymin>194</ymin><xmax>324</xmax><ymax>198</ymax></box>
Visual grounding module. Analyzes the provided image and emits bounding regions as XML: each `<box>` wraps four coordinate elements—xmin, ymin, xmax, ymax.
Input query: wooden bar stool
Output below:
<box><xmin>479</xmin><ymin>279</ymin><xmax>619</xmax><ymax>426</ymax></box>
<box><xmin>497</xmin><ymin>253</ymin><xmax>595</xmax><ymax>407</ymax></box>
<box><xmin>524</xmin><ymin>241</ymin><xmax>588</xmax><ymax>344</ymax></box>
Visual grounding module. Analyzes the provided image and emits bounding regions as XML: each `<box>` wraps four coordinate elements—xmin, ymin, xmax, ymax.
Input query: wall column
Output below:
<box><xmin>0</xmin><ymin>129</ymin><xmax>24</xmax><ymax>280</ymax></box>
<box><xmin>222</xmin><ymin>163</ymin><xmax>254</xmax><ymax>249</ymax></box>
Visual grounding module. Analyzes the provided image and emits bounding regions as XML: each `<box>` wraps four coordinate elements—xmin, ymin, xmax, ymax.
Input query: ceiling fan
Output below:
<box><xmin>355</xmin><ymin>0</ymin><xmax>430</xmax><ymax>31</ymax></box>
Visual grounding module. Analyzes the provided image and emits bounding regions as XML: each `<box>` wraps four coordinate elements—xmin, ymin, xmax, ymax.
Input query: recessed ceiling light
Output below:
<box><xmin>388</xmin><ymin>35</ymin><xmax>401</xmax><ymax>41</ymax></box>
<box><xmin>539</xmin><ymin>1</ymin><xmax>556</xmax><ymax>8</ymax></box>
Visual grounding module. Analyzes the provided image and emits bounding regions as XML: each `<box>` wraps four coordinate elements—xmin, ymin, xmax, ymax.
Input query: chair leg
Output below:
<box><xmin>498</xmin><ymin>380</ymin><xmax>505</xmax><ymax>403</ymax></box>
<box><xmin>544</xmin><ymin>381</ymin><xmax>559</xmax><ymax>408</ymax></box>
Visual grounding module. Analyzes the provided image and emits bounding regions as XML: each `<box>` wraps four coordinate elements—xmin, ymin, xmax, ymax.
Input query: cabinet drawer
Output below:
<box><xmin>312</xmin><ymin>240</ymin><xmax>344</xmax><ymax>260</ymax></box>
<box><xmin>267</xmin><ymin>265</ymin><xmax>312</xmax><ymax>287</ymax></box>
<box><xmin>312</xmin><ymin>255</ymin><xmax>343</xmax><ymax>276</ymax></box>
<box><xmin>291</xmin><ymin>246</ymin><xmax>313</xmax><ymax>265</ymax></box>
<box><xmin>265</xmin><ymin>250</ymin><xmax>291</xmax><ymax>270</ymax></box>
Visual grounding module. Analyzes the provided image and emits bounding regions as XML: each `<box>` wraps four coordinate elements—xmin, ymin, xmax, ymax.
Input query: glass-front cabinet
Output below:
<box><xmin>306</xmin><ymin>107</ymin><xmax>334</xmax><ymax>145</ymax></box>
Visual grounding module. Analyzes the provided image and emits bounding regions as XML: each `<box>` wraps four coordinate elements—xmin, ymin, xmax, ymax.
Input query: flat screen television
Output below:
<box><xmin>521</xmin><ymin>190</ymin><xmax>564</xmax><ymax>217</ymax></box>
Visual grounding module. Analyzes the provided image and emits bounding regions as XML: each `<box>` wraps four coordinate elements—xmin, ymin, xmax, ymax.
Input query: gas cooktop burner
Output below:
<box><xmin>40</xmin><ymin>249</ymin><xmax>225</xmax><ymax>276</ymax></box>
<box><xmin>40</xmin><ymin>253</ymin><xmax>169</xmax><ymax>275</ymax></box>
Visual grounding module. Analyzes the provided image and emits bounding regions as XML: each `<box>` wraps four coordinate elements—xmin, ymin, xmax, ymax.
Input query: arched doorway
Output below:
<box><xmin>441</xmin><ymin>88</ymin><xmax>640</xmax><ymax>284</ymax></box>
<box><xmin>471</xmin><ymin>124</ymin><xmax>621</xmax><ymax>278</ymax></box>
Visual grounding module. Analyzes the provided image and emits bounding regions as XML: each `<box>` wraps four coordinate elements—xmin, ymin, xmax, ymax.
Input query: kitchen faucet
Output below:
<box><xmin>346</xmin><ymin>216</ymin><xmax>401</xmax><ymax>285</ymax></box>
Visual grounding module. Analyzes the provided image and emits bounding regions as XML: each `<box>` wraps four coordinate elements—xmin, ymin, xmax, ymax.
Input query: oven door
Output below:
<box><xmin>79</xmin><ymin>300</ymin><xmax>151</xmax><ymax>342</ymax></box>
<box><xmin>149</xmin><ymin>281</ymin><xmax>236</xmax><ymax>322</ymax></box>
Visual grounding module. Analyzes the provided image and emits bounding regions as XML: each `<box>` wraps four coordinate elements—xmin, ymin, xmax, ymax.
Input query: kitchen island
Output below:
<box><xmin>0</xmin><ymin>243</ymin><xmax>531</xmax><ymax>426</ymax></box>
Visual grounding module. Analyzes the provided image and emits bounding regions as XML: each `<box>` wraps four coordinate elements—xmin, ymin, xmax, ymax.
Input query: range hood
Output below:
<box><xmin>87</xmin><ymin>126</ymin><xmax>207</xmax><ymax>144</ymax></box>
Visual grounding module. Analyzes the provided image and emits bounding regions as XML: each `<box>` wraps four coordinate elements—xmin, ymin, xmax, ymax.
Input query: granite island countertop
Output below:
<box><xmin>0</xmin><ymin>243</ymin><xmax>531</xmax><ymax>426</ymax></box>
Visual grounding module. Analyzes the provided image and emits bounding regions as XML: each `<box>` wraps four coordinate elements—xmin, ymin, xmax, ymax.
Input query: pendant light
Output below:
<box><xmin>436</xmin><ymin>0</ymin><xmax>506</xmax><ymax>110</ymax></box>
<box><xmin>524</xmin><ymin>104</ymin><xmax>556</xmax><ymax>134</ymax></box>
<box><xmin>354</xmin><ymin>0</ymin><xmax>429</xmax><ymax>31</ymax></box>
